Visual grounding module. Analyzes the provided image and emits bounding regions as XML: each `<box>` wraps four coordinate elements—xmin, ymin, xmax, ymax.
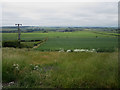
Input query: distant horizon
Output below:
<box><xmin>1</xmin><ymin>25</ymin><xmax>118</xmax><ymax>28</ymax></box>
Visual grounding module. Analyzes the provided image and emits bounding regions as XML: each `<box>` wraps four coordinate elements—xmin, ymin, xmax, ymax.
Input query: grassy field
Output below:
<box><xmin>2</xmin><ymin>48</ymin><xmax>118</xmax><ymax>88</ymax></box>
<box><xmin>2</xmin><ymin>30</ymin><xmax>119</xmax><ymax>88</ymax></box>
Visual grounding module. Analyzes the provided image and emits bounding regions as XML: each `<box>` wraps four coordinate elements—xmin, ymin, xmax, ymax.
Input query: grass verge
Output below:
<box><xmin>2</xmin><ymin>48</ymin><xmax>118</xmax><ymax>88</ymax></box>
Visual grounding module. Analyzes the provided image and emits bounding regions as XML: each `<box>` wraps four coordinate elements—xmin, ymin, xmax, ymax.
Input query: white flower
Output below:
<box><xmin>13</xmin><ymin>64</ymin><xmax>16</xmax><ymax>67</ymax></box>
<box><xmin>13</xmin><ymin>64</ymin><xmax>19</xmax><ymax>67</ymax></box>
<box><xmin>80</xmin><ymin>49</ymin><xmax>86</xmax><ymax>52</ymax></box>
<box><xmin>15</xmin><ymin>67</ymin><xmax>19</xmax><ymax>70</ymax></box>
<box><xmin>35</xmin><ymin>65</ymin><xmax>38</xmax><ymax>68</ymax></box>
<box><xmin>92</xmin><ymin>49</ymin><xmax>95</xmax><ymax>51</ymax></box>
<box><xmin>74</xmin><ymin>49</ymin><xmax>81</xmax><ymax>52</ymax></box>
<box><xmin>15</xmin><ymin>67</ymin><xmax>18</xmax><ymax>69</ymax></box>
<box><xmin>67</xmin><ymin>50</ymin><xmax>71</xmax><ymax>52</ymax></box>
<box><xmin>16</xmin><ymin>64</ymin><xmax>19</xmax><ymax>67</ymax></box>
<box><xmin>9</xmin><ymin>81</ymin><xmax>14</xmax><ymax>85</ymax></box>
<box><xmin>59</xmin><ymin>49</ymin><xmax>64</xmax><ymax>52</ymax></box>
<box><xmin>86</xmin><ymin>50</ymin><xmax>89</xmax><ymax>52</ymax></box>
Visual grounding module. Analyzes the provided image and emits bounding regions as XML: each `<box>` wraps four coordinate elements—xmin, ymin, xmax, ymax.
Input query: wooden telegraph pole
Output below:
<box><xmin>15</xmin><ymin>24</ymin><xmax>22</xmax><ymax>46</ymax></box>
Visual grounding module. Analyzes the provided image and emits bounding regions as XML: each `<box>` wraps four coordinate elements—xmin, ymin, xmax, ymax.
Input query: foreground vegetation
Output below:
<box><xmin>2</xmin><ymin>48</ymin><xmax>118</xmax><ymax>88</ymax></box>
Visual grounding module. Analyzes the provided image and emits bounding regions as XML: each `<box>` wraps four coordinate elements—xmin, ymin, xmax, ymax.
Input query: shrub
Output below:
<box><xmin>2</xmin><ymin>41</ymin><xmax>20</xmax><ymax>48</ymax></box>
<box><xmin>2</xmin><ymin>41</ymin><xmax>37</xmax><ymax>48</ymax></box>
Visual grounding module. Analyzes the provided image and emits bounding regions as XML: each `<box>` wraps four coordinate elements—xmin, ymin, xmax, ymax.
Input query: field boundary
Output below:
<box><xmin>92</xmin><ymin>31</ymin><xmax>118</xmax><ymax>37</ymax></box>
<box><xmin>33</xmin><ymin>38</ymin><xmax>48</xmax><ymax>49</ymax></box>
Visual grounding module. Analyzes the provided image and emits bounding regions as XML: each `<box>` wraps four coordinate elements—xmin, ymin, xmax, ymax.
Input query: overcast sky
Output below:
<box><xmin>2</xmin><ymin>2</ymin><xmax>118</xmax><ymax>27</ymax></box>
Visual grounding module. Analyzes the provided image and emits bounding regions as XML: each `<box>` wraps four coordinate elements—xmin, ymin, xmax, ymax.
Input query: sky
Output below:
<box><xmin>1</xmin><ymin>1</ymin><xmax>118</xmax><ymax>27</ymax></box>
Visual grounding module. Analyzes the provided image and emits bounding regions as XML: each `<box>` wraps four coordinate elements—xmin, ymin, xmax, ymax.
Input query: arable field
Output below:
<box><xmin>36</xmin><ymin>37</ymin><xmax>117</xmax><ymax>51</ymax></box>
<box><xmin>2</xmin><ymin>31</ymin><xmax>117</xmax><ymax>41</ymax></box>
<box><xmin>2</xmin><ymin>48</ymin><xmax>118</xmax><ymax>88</ymax></box>
<box><xmin>2</xmin><ymin>31</ymin><xmax>118</xmax><ymax>51</ymax></box>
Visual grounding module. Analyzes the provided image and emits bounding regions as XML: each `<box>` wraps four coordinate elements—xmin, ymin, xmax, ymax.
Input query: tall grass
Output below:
<box><xmin>2</xmin><ymin>48</ymin><xmax>118</xmax><ymax>88</ymax></box>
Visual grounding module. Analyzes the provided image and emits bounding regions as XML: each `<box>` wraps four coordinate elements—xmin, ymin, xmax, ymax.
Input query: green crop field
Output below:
<box><xmin>36</xmin><ymin>37</ymin><xmax>117</xmax><ymax>51</ymax></box>
<box><xmin>2</xmin><ymin>31</ymin><xmax>118</xmax><ymax>51</ymax></box>
<box><xmin>2</xmin><ymin>31</ymin><xmax>117</xmax><ymax>41</ymax></box>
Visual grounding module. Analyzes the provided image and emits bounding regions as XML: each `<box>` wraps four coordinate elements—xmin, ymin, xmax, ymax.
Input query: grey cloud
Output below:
<box><xmin>2</xmin><ymin>2</ymin><xmax>117</xmax><ymax>27</ymax></box>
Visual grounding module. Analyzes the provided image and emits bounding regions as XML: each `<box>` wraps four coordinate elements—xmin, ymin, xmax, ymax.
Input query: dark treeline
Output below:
<box><xmin>1</xmin><ymin>26</ymin><xmax>118</xmax><ymax>33</ymax></box>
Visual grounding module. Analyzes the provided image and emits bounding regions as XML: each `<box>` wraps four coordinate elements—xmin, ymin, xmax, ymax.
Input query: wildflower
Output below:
<box><xmin>35</xmin><ymin>65</ymin><xmax>38</xmax><ymax>68</ymax></box>
<box><xmin>59</xmin><ymin>48</ymin><xmax>64</xmax><ymax>52</ymax></box>
<box><xmin>59</xmin><ymin>49</ymin><xmax>64</xmax><ymax>52</ymax></box>
<box><xmin>16</xmin><ymin>64</ymin><xmax>19</xmax><ymax>67</ymax></box>
<box><xmin>86</xmin><ymin>50</ymin><xmax>89</xmax><ymax>52</ymax></box>
<box><xmin>15</xmin><ymin>66</ymin><xmax>19</xmax><ymax>70</ymax></box>
<box><xmin>9</xmin><ymin>81</ymin><xmax>14</xmax><ymax>86</ymax></box>
<box><xmin>74</xmin><ymin>49</ymin><xmax>81</xmax><ymax>52</ymax></box>
<box><xmin>67</xmin><ymin>50</ymin><xmax>71</xmax><ymax>52</ymax></box>
<box><xmin>15</xmin><ymin>66</ymin><xmax>19</xmax><ymax>69</ymax></box>
<box><xmin>13</xmin><ymin>64</ymin><xmax>16</xmax><ymax>67</ymax></box>
<box><xmin>13</xmin><ymin>64</ymin><xmax>19</xmax><ymax>67</ymax></box>
<box><xmin>92</xmin><ymin>49</ymin><xmax>95</xmax><ymax>51</ymax></box>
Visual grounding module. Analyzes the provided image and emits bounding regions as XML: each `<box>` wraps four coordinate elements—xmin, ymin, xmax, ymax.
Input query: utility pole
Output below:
<box><xmin>15</xmin><ymin>24</ymin><xmax>22</xmax><ymax>44</ymax></box>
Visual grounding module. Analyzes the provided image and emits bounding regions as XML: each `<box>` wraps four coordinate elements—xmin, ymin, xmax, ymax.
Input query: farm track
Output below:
<box><xmin>33</xmin><ymin>38</ymin><xmax>48</xmax><ymax>49</ymax></box>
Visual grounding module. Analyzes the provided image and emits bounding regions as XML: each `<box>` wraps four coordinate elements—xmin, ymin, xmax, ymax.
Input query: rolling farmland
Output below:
<box><xmin>2</xmin><ymin>27</ymin><xmax>119</xmax><ymax>88</ymax></box>
<box><xmin>2</xmin><ymin>31</ymin><xmax>118</xmax><ymax>51</ymax></box>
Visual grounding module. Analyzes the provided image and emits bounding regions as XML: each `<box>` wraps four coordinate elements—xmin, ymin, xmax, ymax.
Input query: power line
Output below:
<box><xmin>15</xmin><ymin>24</ymin><xmax>22</xmax><ymax>44</ymax></box>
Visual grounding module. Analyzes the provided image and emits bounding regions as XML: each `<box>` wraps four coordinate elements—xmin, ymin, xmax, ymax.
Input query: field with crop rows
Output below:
<box><xmin>2</xmin><ymin>31</ymin><xmax>118</xmax><ymax>51</ymax></box>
